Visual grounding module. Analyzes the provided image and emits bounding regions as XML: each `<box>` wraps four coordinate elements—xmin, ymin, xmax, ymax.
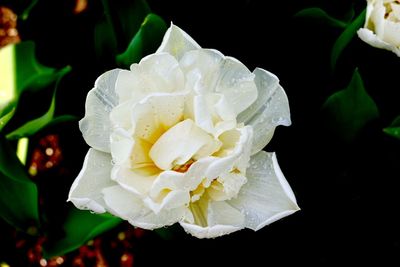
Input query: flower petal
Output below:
<box><xmin>115</xmin><ymin>53</ymin><xmax>185</xmax><ymax>104</ymax></box>
<box><xmin>180</xmin><ymin>49</ymin><xmax>257</xmax><ymax>114</ymax></box>
<box><xmin>103</xmin><ymin>185</ymin><xmax>187</xmax><ymax>230</ymax></box>
<box><xmin>357</xmin><ymin>28</ymin><xmax>400</xmax><ymax>56</ymax></box>
<box><xmin>156</xmin><ymin>24</ymin><xmax>201</xmax><ymax>60</ymax></box>
<box><xmin>238</xmin><ymin>68</ymin><xmax>290</xmax><ymax>155</ymax></box>
<box><xmin>180</xmin><ymin>200</ymin><xmax>244</xmax><ymax>238</ymax></box>
<box><xmin>79</xmin><ymin>69</ymin><xmax>121</xmax><ymax>153</ymax></box>
<box><xmin>149</xmin><ymin>119</ymin><xmax>221</xmax><ymax>170</ymax></box>
<box><xmin>180</xmin><ymin>223</ymin><xmax>241</xmax><ymax>239</ymax></box>
<box><xmin>228</xmin><ymin>151</ymin><xmax>299</xmax><ymax>231</ymax></box>
<box><xmin>214</xmin><ymin>56</ymin><xmax>257</xmax><ymax>115</ymax></box>
<box><xmin>68</xmin><ymin>148</ymin><xmax>116</xmax><ymax>213</ymax></box>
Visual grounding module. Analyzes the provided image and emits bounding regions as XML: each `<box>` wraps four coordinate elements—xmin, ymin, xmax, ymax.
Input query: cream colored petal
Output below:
<box><xmin>180</xmin><ymin>49</ymin><xmax>223</xmax><ymax>94</ymax></box>
<box><xmin>143</xmin><ymin>189</ymin><xmax>190</xmax><ymax>214</ymax></box>
<box><xmin>149</xmin><ymin>157</ymin><xmax>214</xmax><ymax>198</ymax></box>
<box><xmin>383</xmin><ymin>20</ymin><xmax>400</xmax><ymax>47</ymax></box>
<box><xmin>149</xmin><ymin>119</ymin><xmax>221</xmax><ymax>170</ymax></box>
<box><xmin>131</xmin><ymin>94</ymin><xmax>186</xmax><ymax>144</ymax></box>
<box><xmin>357</xmin><ymin>28</ymin><xmax>400</xmax><ymax>56</ymax></box>
<box><xmin>79</xmin><ymin>69</ymin><xmax>121</xmax><ymax>153</ymax></box>
<box><xmin>68</xmin><ymin>148</ymin><xmax>115</xmax><ymax>213</ymax></box>
<box><xmin>369</xmin><ymin>1</ymin><xmax>385</xmax><ymax>38</ymax></box>
<box><xmin>115</xmin><ymin>53</ymin><xmax>184</xmax><ymax>104</ymax></box>
<box><xmin>180</xmin><ymin>200</ymin><xmax>244</xmax><ymax>238</ymax></box>
<box><xmin>103</xmin><ymin>185</ymin><xmax>186</xmax><ymax>230</ymax></box>
<box><xmin>111</xmin><ymin>164</ymin><xmax>158</xmax><ymax>197</ymax></box>
<box><xmin>192</xmin><ymin>94</ymin><xmax>236</xmax><ymax>136</ymax></box>
<box><xmin>214</xmin><ymin>56</ymin><xmax>257</xmax><ymax>115</ymax></box>
<box><xmin>209</xmin><ymin>172</ymin><xmax>247</xmax><ymax>201</ymax></box>
<box><xmin>228</xmin><ymin>151</ymin><xmax>299</xmax><ymax>231</ymax></box>
<box><xmin>110</xmin><ymin>128</ymin><xmax>133</xmax><ymax>165</ymax></box>
<box><xmin>239</xmin><ymin>68</ymin><xmax>290</xmax><ymax>155</ymax></box>
<box><xmin>180</xmin><ymin>223</ymin><xmax>241</xmax><ymax>239</ymax></box>
<box><xmin>156</xmin><ymin>24</ymin><xmax>201</xmax><ymax>60</ymax></box>
<box><xmin>180</xmin><ymin>49</ymin><xmax>257</xmax><ymax>115</ymax></box>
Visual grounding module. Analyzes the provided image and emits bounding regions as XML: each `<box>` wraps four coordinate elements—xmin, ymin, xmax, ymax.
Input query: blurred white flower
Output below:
<box><xmin>68</xmin><ymin>24</ymin><xmax>299</xmax><ymax>238</ymax></box>
<box><xmin>358</xmin><ymin>0</ymin><xmax>400</xmax><ymax>56</ymax></box>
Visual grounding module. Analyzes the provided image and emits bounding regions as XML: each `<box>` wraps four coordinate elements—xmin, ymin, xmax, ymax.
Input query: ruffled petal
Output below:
<box><xmin>357</xmin><ymin>28</ymin><xmax>400</xmax><ymax>56</ymax></box>
<box><xmin>103</xmin><ymin>185</ymin><xmax>187</xmax><ymax>230</ymax></box>
<box><xmin>68</xmin><ymin>149</ymin><xmax>116</xmax><ymax>213</ymax></box>
<box><xmin>149</xmin><ymin>119</ymin><xmax>221</xmax><ymax>170</ymax></box>
<box><xmin>115</xmin><ymin>53</ymin><xmax>185</xmax><ymax>104</ymax></box>
<box><xmin>238</xmin><ymin>68</ymin><xmax>290</xmax><ymax>155</ymax></box>
<box><xmin>180</xmin><ymin>49</ymin><xmax>257</xmax><ymax>114</ymax></box>
<box><xmin>228</xmin><ymin>151</ymin><xmax>299</xmax><ymax>231</ymax></box>
<box><xmin>156</xmin><ymin>24</ymin><xmax>201</xmax><ymax>60</ymax></box>
<box><xmin>180</xmin><ymin>200</ymin><xmax>244</xmax><ymax>238</ymax></box>
<box><xmin>79</xmin><ymin>69</ymin><xmax>121</xmax><ymax>152</ymax></box>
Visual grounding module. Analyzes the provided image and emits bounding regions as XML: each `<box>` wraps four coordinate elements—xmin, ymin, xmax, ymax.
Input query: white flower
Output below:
<box><xmin>358</xmin><ymin>0</ymin><xmax>400</xmax><ymax>56</ymax></box>
<box><xmin>68</xmin><ymin>24</ymin><xmax>299</xmax><ymax>238</ymax></box>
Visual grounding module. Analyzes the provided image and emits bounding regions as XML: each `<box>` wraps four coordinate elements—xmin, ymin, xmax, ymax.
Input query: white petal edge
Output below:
<box><xmin>228</xmin><ymin>151</ymin><xmax>299</xmax><ymax>231</ymax></box>
<box><xmin>179</xmin><ymin>222</ymin><xmax>241</xmax><ymax>239</ymax></box>
<box><xmin>179</xmin><ymin>49</ymin><xmax>258</xmax><ymax>115</ymax></box>
<box><xmin>79</xmin><ymin>69</ymin><xmax>121</xmax><ymax>153</ymax></box>
<box><xmin>103</xmin><ymin>185</ymin><xmax>187</xmax><ymax>230</ymax></box>
<box><xmin>68</xmin><ymin>148</ymin><xmax>115</xmax><ymax>213</ymax></box>
<box><xmin>156</xmin><ymin>23</ymin><xmax>201</xmax><ymax>60</ymax></box>
<box><xmin>357</xmin><ymin>28</ymin><xmax>400</xmax><ymax>57</ymax></box>
<box><xmin>238</xmin><ymin>68</ymin><xmax>291</xmax><ymax>155</ymax></box>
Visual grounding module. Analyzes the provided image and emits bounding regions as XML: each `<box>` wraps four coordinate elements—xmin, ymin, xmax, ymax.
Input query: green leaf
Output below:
<box><xmin>116</xmin><ymin>13</ymin><xmax>167</xmax><ymax>67</ymax></box>
<box><xmin>322</xmin><ymin>69</ymin><xmax>379</xmax><ymax>142</ymax></box>
<box><xmin>15</xmin><ymin>41</ymin><xmax>61</xmax><ymax>95</ymax></box>
<box><xmin>43</xmin><ymin>208</ymin><xmax>121</xmax><ymax>258</ymax></box>
<box><xmin>0</xmin><ymin>104</ymin><xmax>16</xmax><ymax>132</ymax></box>
<box><xmin>331</xmin><ymin>9</ymin><xmax>366</xmax><ymax>71</ymax></box>
<box><xmin>21</xmin><ymin>0</ymin><xmax>39</xmax><ymax>20</ymax></box>
<box><xmin>95</xmin><ymin>0</ymin><xmax>151</xmax><ymax>63</ymax></box>
<box><xmin>294</xmin><ymin>8</ymin><xmax>348</xmax><ymax>28</ymax></box>
<box><xmin>0</xmin><ymin>136</ymin><xmax>39</xmax><ymax>231</ymax></box>
<box><xmin>383</xmin><ymin>116</ymin><xmax>400</xmax><ymax>139</ymax></box>
<box><xmin>5</xmin><ymin>66</ymin><xmax>71</xmax><ymax>140</ymax></box>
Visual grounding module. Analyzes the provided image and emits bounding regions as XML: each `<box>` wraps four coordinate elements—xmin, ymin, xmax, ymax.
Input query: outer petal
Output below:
<box><xmin>103</xmin><ymin>185</ymin><xmax>187</xmax><ymax>230</ymax></box>
<box><xmin>357</xmin><ymin>28</ymin><xmax>400</xmax><ymax>57</ymax></box>
<box><xmin>180</xmin><ymin>200</ymin><xmax>244</xmax><ymax>238</ymax></box>
<box><xmin>228</xmin><ymin>151</ymin><xmax>299</xmax><ymax>231</ymax></box>
<box><xmin>156</xmin><ymin>24</ymin><xmax>201</xmax><ymax>60</ymax></box>
<box><xmin>115</xmin><ymin>53</ymin><xmax>185</xmax><ymax>103</ymax></box>
<box><xmin>180</xmin><ymin>49</ymin><xmax>257</xmax><ymax>114</ymax></box>
<box><xmin>79</xmin><ymin>69</ymin><xmax>121</xmax><ymax>153</ymax></box>
<box><xmin>238</xmin><ymin>68</ymin><xmax>290</xmax><ymax>155</ymax></box>
<box><xmin>68</xmin><ymin>148</ymin><xmax>116</xmax><ymax>213</ymax></box>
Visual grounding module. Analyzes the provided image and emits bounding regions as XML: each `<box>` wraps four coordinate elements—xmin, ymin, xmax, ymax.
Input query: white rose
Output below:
<box><xmin>358</xmin><ymin>0</ymin><xmax>400</xmax><ymax>56</ymax></box>
<box><xmin>68</xmin><ymin>24</ymin><xmax>299</xmax><ymax>238</ymax></box>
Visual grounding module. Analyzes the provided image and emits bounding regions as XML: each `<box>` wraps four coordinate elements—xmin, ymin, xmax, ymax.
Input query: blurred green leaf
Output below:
<box><xmin>294</xmin><ymin>8</ymin><xmax>348</xmax><ymax>28</ymax></box>
<box><xmin>94</xmin><ymin>19</ymin><xmax>118</xmax><ymax>65</ymax></box>
<box><xmin>383</xmin><ymin>116</ymin><xmax>400</xmax><ymax>139</ymax></box>
<box><xmin>43</xmin><ymin>208</ymin><xmax>121</xmax><ymax>258</ymax></box>
<box><xmin>331</xmin><ymin>9</ymin><xmax>366</xmax><ymax>71</ymax></box>
<box><xmin>20</xmin><ymin>0</ymin><xmax>39</xmax><ymax>20</ymax></box>
<box><xmin>5</xmin><ymin>66</ymin><xmax>71</xmax><ymax>140</ymax></box>
<box><xmin>101</xmin><ymin>0</ymin><xmax>150</xmax><ymax>50</ymax></box>
<box><xmin>0</xmin><ymin>105</ymin><xmax>16</xmax><ymax>132</ymax></box>
<box><xmin>116</xmin><ymin>13</ymin><xmax>167</xmax><ymax>67</ymax></box>
<box><xmin>0</xmin><ymin>136</ymin><xmax>39</xmax><ymax>231</ymax></box>
<box><xmin>15</xmin><ymin>41</ymin><xmax>61</xmax><ymax>95</ymax></box>
<box><xmin>95</xmin><ymin>0</ymin><xmax>151</xmax><ymax>63</ymax></box>
<box><xmin>322</xmin><ymin>69</ymin><xmax>379</xmax><ymax>142</ymax></box>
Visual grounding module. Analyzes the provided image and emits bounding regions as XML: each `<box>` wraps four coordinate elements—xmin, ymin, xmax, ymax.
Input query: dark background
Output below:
<box><xmin>1</xmin><ymin>0</ymin><xmax>400</xmax><ymax>265</ymax></box>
